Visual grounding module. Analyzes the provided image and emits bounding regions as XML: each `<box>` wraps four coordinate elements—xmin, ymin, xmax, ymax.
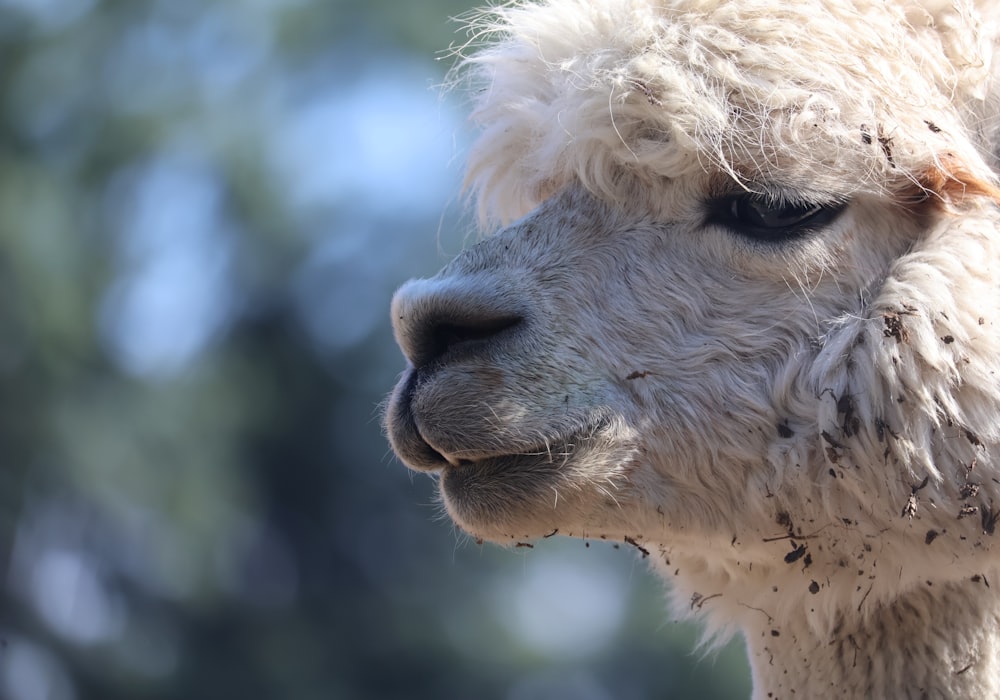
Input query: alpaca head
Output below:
<box><xmin>386</xmin><ymin>0</ymin><xmax>1000</xmax><ymax>650</ymax></box>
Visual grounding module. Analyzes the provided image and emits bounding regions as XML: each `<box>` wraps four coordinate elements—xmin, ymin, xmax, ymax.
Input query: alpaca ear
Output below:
<box><xmin>918</xmin><ymin>153</ymin><xmax>1000</xmax><ymax>206</ymax></box>
<box><xmin>906</xmin><ymin>1</ymin><xmax>1000</xmax><ymax>171</ymax></box>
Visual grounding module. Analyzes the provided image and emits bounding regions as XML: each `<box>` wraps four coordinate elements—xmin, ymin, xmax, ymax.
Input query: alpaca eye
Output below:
<box><xmin>708</xmin><ymin>194</ymin><xmax>844</xmax><ymax>243</ymax></box>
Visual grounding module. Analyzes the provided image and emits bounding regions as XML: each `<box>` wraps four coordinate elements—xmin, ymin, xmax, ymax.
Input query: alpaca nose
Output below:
<box><xmin>391</xmin><ymin>277</ymin><xmax>525</xmax><ymax>369</ymax></box>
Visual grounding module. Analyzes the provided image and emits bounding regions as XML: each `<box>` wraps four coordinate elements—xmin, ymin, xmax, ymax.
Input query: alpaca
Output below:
<box><xmin>384</xmin><ymin>0</ymin><xmax>1000</xmax><ymax>696</ymax></box>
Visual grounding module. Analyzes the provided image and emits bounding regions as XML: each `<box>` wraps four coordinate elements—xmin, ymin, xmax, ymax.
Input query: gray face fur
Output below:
<box><xmin>387</xmin><ymin>163</ymin><xmax>1000</xmax><ymax>615</ymax></box>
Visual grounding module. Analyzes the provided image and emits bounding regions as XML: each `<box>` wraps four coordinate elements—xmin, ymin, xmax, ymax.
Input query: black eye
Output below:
<box><xmin>707</xmin><ymin>193</ymin><xmax>845</xmax><ymax>243</ymax></box>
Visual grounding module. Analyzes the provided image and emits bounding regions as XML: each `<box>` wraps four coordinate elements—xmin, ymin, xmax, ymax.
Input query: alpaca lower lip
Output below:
<box><xmin>436</xmin><ymin>446</ymin><xmax>602</xmax><ymax>537</ymax></box>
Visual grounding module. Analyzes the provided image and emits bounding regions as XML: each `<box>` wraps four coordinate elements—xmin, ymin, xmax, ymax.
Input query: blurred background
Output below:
<box><xmin>0</xmin><ymin>0</ymin><xmax>752</xmax><ymax>698</ymax></box>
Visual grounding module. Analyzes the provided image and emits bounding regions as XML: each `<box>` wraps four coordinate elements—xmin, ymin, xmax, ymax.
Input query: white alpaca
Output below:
<box><xmin>385</xmin><ymin>0</ymin><xmax>1000</xmax><ymax>696</ymax></box>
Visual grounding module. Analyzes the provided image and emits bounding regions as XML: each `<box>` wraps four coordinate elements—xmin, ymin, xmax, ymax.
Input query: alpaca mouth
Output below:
<box><xmin>432</xmin><ymin>418</ymin><xmax>637</xmax><ymax>541</ymax></box>
<box><xmin>442</xmin><ymin>440</ymin><xmax>583</xmax><ymax>473</ymax></box>
<box><xmin>386</xmin><ymin>367</ymin><xmax>605</xmax><ymax>476</ymax></box>
<box><xmin>387</xmin><ymin>366</ymin><xmax>636</xmax><ymax>539</ymax></box>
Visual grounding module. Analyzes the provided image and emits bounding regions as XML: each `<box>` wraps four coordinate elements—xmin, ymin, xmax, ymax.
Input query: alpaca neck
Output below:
<box><xmin>744</xmin><ymin>579</ymin><xmax>1000</xmax><ymax>699</ymax></box>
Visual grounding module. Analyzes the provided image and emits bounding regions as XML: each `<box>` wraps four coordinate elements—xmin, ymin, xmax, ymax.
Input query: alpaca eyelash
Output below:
<box><xmin>706</xmin><ymin>193</ymin><xmax>847</xmax><ymax>243</ymax></box>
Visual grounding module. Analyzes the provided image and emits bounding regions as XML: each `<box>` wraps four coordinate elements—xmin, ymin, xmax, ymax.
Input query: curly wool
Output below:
<box><xmin>453</xmin><ymin>0</ymin><xmax>1000</xmax><ymax>226</ymax></box>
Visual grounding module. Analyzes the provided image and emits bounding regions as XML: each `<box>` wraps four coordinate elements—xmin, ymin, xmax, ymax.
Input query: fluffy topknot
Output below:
<box><xmin>451</xmin><ymin>0</ymin><xmax>1000</xmax><ymax>227</ymax></box>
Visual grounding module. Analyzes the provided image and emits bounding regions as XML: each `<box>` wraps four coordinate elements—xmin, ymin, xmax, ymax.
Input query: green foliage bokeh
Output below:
<box><xmin>0</xmin><ymin>1</ymin><xmax>751</xmax><ymax>698</ymax></box>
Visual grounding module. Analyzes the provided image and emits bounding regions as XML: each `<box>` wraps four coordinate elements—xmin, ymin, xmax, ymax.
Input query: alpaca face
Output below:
<box><xmin>386</xmin><ymin>179</ymin><xmax>918</xmax><ymax>545</ymax></box>
<box><xmin>385</xmin><ymin>0</ymin><xmax>1000</xmax><ymax>623</ymax></box>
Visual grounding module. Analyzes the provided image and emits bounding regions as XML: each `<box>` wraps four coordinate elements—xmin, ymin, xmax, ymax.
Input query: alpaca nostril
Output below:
<box><xmin>391</xmin><ymin>277</ymin><xmax>529</xmax><ymax>369</ymax></box>
<box><xmin>419</xmin><ymin>315</ymin><xmax>523</xmax><ymax>367</ymax></box>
